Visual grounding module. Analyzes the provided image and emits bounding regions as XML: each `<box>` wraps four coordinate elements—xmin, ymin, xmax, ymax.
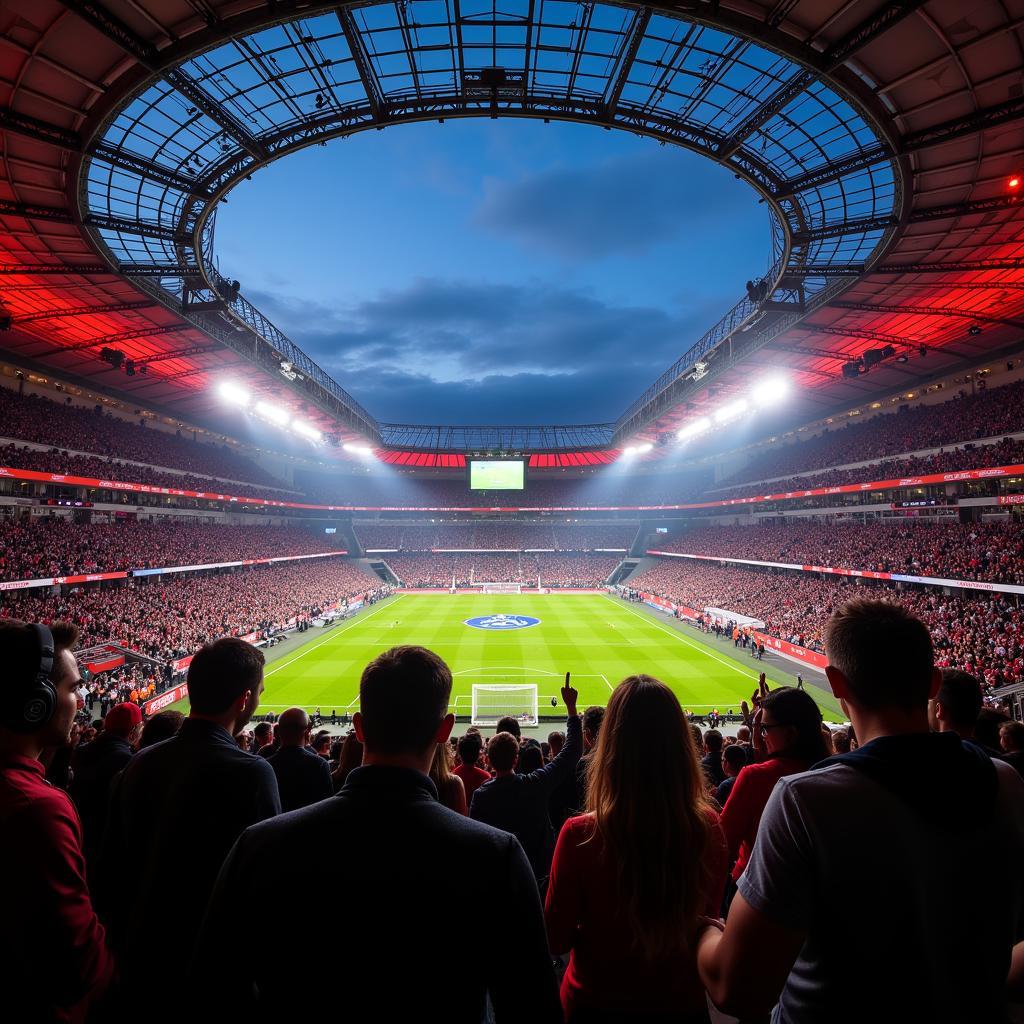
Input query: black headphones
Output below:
<box><xmin>1</xmin><ymin>623</ymin><xmax>57</xmax><ymax>734</ymax></box>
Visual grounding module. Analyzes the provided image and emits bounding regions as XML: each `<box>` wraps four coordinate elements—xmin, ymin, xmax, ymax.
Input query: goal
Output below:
<box><xmin>481</xmin><ymin>582</ymin><xmax>522</xmax><ymax>594</ymax></box>
<box><xmin>471</xmin><ymin>683</ymin><xmax>538</xmax><ymax>726</ymax></box>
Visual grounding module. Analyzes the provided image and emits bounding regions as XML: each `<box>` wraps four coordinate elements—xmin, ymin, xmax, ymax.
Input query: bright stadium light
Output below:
<box><xmin>343</xmin><ymin>442</ymin><xmax>373</xmax><ymax>456</ymax></box>
<box><xmin>752</xmin><ymin>376</ymin><xmax>789</xmax><ymax>407</ymax></box>
<box><xmin>622</xmin><ymin>442</ymin><xmax>653</xmax><ymax>456</ymax></box>
<box><xmin>714</xmin><ymin>398</ymin><xmax>748</xmax><ymax>424</ymax></box>
<box><xmin>218</xmin><ymin>381</ymin><xmax>250</xmax><ymax>407</ymax></box>
<box><xmin>254</xmin><ymin>400</ymin><xmax>289</xmax><ymax>427</ymax></box>
<box><xmin>678</xmin><ymin>417</ymin><xmax>712</xmax><ymax>441</ymax></box>
<box><xmin>293</xmin><ymin>420</ymin><xmax>322</xmax><ymax>442</ymax></box>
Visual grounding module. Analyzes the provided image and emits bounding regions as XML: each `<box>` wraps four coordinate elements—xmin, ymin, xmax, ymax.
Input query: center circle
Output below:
<box><xmin>464</xmin><ymin>614</ymin><xmax>542</xmax><ymax>631</ymax></box>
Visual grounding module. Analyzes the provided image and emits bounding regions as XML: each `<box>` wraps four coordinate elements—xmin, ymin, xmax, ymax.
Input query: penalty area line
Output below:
<box><xmin>605</xmin><ymin>596</ymin><xmax>765</xmax><ymax>684</ymax></box>
<box><xmin>265</xmin><ymin>597</ymin><xmax>404</xmax><ymax>679</ymax></box>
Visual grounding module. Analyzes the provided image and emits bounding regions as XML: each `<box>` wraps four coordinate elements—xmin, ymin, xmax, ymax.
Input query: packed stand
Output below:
<box><xmin>354</xmin><ymin>521</ymin><xmax>637</xmax><ymax>551</ymax></box>
<box><xmin>0</xmin><ymin>558</ymin><xmax>384</xmax><ymax>662</ymax></box>
<box><xmin>709</xmin><ymin>436</ymin><xmax>1024</xmax><ymax>501</ymax></box>
<box><xmin>0</xmin><ymin>518</ymin><xmax>348</xmax><ymax>581</ymax></box>
<box><xmin>710</xmin><ymin>377</ymin><xmax>1024</xmax><ymax>491</ymax></box>
<box><xmin>658</xmin><ymin>519</ymin><xmax>1024</xmax><ymax>586</ymax></box>
<box><xmin>0</xmin><ymin>387</ymin><xmax>294</xmax><ymax>489</ymax></box>
<box><xmin>536</xmin><ymin>554</ymin><xmax>619</xmax><ymax>587</ymax></box>
<box><xmin>6</xmin><ymin>597</ymin><xmax>1024</xmax><ymax>1024</ymax></box>
<box><xmin>627</xmin><ymin>557</ymin><xmax>1024</xmax><ymax>688</ymax></box>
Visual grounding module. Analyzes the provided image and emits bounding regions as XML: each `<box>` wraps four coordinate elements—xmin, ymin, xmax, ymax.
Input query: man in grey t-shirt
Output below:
<box><xmin>697</xmin><ymin>599</ymin><xmax>1024</xmax><ymax>1023</ymax></box>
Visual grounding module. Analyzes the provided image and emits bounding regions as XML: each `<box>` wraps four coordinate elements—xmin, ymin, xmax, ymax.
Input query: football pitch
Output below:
<box><xmin>171</xmin><ymin>593</ymin><xmax>842</xmax><ymax>724</ymax></box>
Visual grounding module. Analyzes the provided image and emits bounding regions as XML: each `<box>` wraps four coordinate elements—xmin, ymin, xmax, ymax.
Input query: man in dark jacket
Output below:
<box><xmin>266</xmin><ymin>707</ymin><xmax>333</xmax><ymax>811</ymax></box>
<box><xmin>191</xmin><ymin>646</ymin><xmax>560</xmax><ymax>1023</ymax></box>
<box><xmin>471</xmin><ymin>680</ymin><xmax>581</xmax><ymax>882</ymax></box>
<box><xmin>99</xmin><ymin>638</ymin><xmax>279</xmax><ymax>1018</ymax></box>
<box><xmin>69</xmin><ymin>701</ymin><xmax>142</xmax><ymax>885</ymax></box>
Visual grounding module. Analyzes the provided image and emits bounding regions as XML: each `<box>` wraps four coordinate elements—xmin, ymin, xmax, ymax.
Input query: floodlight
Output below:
<box><xmin>678</xmin><ymin>417</ymin><xmax>712</xmax><ymax>441</ymax></box>
<box><xmin>635</xmin><ymin>442</ymin><xmax>653</xmax><ymax>454</ymax></box>
<box><xmin>752</xmin><ymin>376</ymin><xmax>789</xmax><ymax>407</ymax></box>
<box><xmin>218</xmin><ymin>381</ymin><xmax>251</xmax><ymax>406</ymax></box>
<box><xmin>255</xmin><ymin>400</ymin><xmax>289</xmax><ymax>426</ymax></box>
<box><xmin>343</xmin><ymin>442</ymin><xmax>373</xmax><ymax>456</ymax></box>
<box><xmin>714</xmin><ymin>398</ymin><xmax>748</xmax><ymax>424</ymax></box>
<box><xmin>293</xmin><ymin>420</ymin><xmax>322</xmax><ymax>442</ymax></box>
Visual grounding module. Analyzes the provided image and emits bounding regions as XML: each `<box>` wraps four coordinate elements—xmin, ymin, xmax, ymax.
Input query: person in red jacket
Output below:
<box><xmin>545</xmin><ymin>675</ymin><xmax>728</xmax><ymax>1022</ymax></box>
<box><xmin>720</xmin><ymin>684</ymin><xmax>829</xmax><ymax>885</ymax></box>
<box><xmin>0</xmin><ymin>618</ymin><xmax>115</xmax><ymax>1023</ymax></box>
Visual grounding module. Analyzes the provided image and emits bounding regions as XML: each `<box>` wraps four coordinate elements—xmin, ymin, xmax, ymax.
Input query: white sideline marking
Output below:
<box><xmin>600</xmin><ymin>674</ymin><xmax>613</xmax><ymax>692</ymax></box>
<box><xmin>606</xmin><ymin>596</ymin><xmax>762</xmax><ymax>684</ymax></box>
<box><xmin>264</xmin><ymin>597</ymin><xmax>403</xmax><ymax>678</ymax></box>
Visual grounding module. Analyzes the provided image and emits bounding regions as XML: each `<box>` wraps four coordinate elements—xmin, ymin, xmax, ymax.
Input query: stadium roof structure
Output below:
<box><xmin>0</xmin><ymin>0</ymin><xmax>1021</xmax><ymax>458</ymax></box>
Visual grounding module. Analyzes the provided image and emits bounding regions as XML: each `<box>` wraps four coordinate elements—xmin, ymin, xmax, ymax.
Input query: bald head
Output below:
<box><xmin>277</xmin><ymin>707</ymin><xmax>311</xmax><ymax>746</ymax></box>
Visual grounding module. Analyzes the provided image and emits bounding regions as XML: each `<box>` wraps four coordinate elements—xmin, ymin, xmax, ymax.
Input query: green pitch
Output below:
<box><xmin>171</xmin><ymin>593</ymin><xmax>841</xmax><ymax>723</ymax></box>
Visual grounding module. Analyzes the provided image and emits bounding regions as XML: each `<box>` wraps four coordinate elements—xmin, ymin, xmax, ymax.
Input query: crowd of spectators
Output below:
<box><xmin>0</xmin><ymin>559</ymin><xmax>383</xmax><ymax>662</ymax></box>
<box><xmin>386</xmin><ymin>552</ymin><xmax>617</xmax><ymax>588</ymax></box>
<box><xmin>627</xmin><ymin>558</ymin><xmax>1024</xmax><ymax>688</ymax></box>
<box><xmin>0</xmin><ymin>387</ymin><xmax>293</xmax><ymax>489</ymax></box>
<box><xmin>6</xmin><ymin>601</ymin><xmax>1024</xmax><ymax>1023</ymax></box>
<box><xmin>0</xmin><ymin>518</ymin><xmax>348</xmax><ymax>581</ymax></box>
<box><xmin>355</xmin><ymin>521</ymin><xmax>637</xmax><ymax>551</ymax></box>
<box><xmin>659</xmin><ymin>519</ymin><xmax>1024</xmax><ymax>586</ymax></box>
<box><xmin>712</xmin><ymin>377</ymin><xmax>1024</xmax><ymax>491</ymax></box>
<box><xmin>711</xmin><ymin>436</ymin><xmax>1024</xmax><ymax>501</ymax></box>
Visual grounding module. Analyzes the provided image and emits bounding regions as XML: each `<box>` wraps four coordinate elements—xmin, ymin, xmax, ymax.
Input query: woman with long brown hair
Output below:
<box><xmin>429</xmin><ymin>737</ymin><xmax>467</xmax><ymax>815</ymax></box>
<box><xmin>545</xmin><ymin>675</ymin><xmax>728</xmax><ymax>1022</ymax></box>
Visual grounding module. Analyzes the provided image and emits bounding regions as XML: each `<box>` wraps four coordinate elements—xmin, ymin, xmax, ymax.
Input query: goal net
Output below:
<box><xmin>481</xmin><ymin>582</ymin><xmax>522</xmax><ymax>594</ymax></box>
<box><xmin>471</xmin><ymin>683</ymin><xmax>538</xmax><ymax>726</ymax></box>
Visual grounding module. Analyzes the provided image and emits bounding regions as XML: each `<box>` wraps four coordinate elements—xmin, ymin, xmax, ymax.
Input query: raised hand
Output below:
<box><xmin>560</xmin><ymin>672</ymin><xmax>579</xmax><ymax>716</ymax></box>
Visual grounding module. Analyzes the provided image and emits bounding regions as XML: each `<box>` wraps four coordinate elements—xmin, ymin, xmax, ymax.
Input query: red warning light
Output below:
<box><xmin>1010</xmin><ymin>176</ymin><xmax>1022</xmax><ymax>190</ymax></box>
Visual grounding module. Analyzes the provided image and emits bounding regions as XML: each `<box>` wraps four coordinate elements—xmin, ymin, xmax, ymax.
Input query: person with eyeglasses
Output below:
<box><xmin>719</xmin><ymin>677</ymin><xmax>829</xmax><ymax>903</ymax></box>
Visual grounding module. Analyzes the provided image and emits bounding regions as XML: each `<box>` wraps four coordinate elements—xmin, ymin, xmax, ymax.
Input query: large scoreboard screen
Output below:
<box><xmin>469</xmin><ymin>460</ymin><xmax>525</xmax><ymax>491</ymax></box>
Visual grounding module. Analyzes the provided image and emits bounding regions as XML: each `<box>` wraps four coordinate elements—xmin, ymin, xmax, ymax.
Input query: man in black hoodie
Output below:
<box><xmin>697</xmin><ymin>599</ymin><xmax>1024</xmax><ymax>1023</ymax></box>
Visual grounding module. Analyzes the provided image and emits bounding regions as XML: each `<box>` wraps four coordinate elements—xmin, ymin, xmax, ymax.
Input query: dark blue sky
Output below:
<box><xmin>216</xmin><ymin>119</ymin><xmax>768</xmax><ymax>425</ymax></box>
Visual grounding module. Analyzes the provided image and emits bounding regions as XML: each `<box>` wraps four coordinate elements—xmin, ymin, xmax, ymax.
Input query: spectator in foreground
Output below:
<box><xmin>429</xmin><ymin>737</ymin><xmax>467</xmax><ymax>814</ymax></box>
<box><xmin>191</xmin><ymin>646</ymin><xmax>561</xmax><ymax>1021</ymax></box>
<box><xmin>266</xmin><ymin>708</ymin><xmax>333</xmax><ymax>812</ymax></box>
<box><xmin>331</xmin><ymin>730</ymin><xmax>363</xmax><ymax>792</ymax></box>
<box><xmin>546</xmin><ymin>675</ymin><xmax>727</xmax><ymax>1022</ymax></box>
<box><xmin>550</xmin><ymin>704</ymin><xmax>602</xmax><ymax>828</ymax></box>
<box><xmin>701</xmin><ymin>727</ymin><xmax>725</xmax><ymax>786</ymax></box>
<box><xmin>0</xmin><ymin>619</ymin><xmax>115</xmax><ymax>1024</ymax></box>
<box><xmin>139</xmin><ymin>709</ymin><xmax>184</xmax><ymax>749</ymax></box>
<box><xmin>471</xmin><ymin>677</ymin><xmax>582</xmax><ymax>884</ymax></box>
<box><xmin>715</xmin><ymin>743</ymin><xmax>748</xmax><ymax>807</ymax></box>
<box><xmin>928</xmin><ymin>668</ymin><xmax>991</xmax><ymax>749</ymax></box>
<box><xmin>69</xmin><ymin>701</ymin><xmax>142</xmax><ymax>884</ymax></box>
<box><xmin>99</xmin><ymin>638</ymin><xmax>279</xmax><ymax>1017</ymax></box>
<box><xmin>453</xmin><ymin>733</ymin><xmax>490</xmax><ymax>806</ymax></box>
<box><xmin>1001</xmin><ymin>720</ymin><xmax>1024</xmax><ymax>779</ymax></box>
<box><xmin>697</xmin><ymin>599</ymin><xmax>1024</xmax><ymax>1022</ymax></box>
<box><xmin>719</xmin><ymin>685</ymin><xmax>828</xmax><ymax>890</ymax></box>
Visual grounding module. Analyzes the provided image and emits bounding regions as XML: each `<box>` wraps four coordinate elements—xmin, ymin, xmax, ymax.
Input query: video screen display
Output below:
<box><xmin>469</xmin><ymin>459</ymin><xmax>525</xmax><ymax>491</ymax></box>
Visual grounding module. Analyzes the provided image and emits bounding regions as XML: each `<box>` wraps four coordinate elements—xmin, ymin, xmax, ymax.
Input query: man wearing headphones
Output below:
<box><xmin>0</xmin><ymin>617</ymin><xmax>115</xmax><ymax>1023</ymax></box>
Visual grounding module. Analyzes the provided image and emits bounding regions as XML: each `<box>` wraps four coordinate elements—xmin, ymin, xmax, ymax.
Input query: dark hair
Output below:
<box><xmin>358</xmin><ymin>646</ymin><xmax>452</xmax><ymax>755</ymax></box>
<box><xmin>140</xmin><ymin>710</ymin><xmax>184</xmax><ymax>749</ymax></box>
<box><xmin>936</xmin><ymin>669</ymin><xmax>983</xmax><ymax>731</ymax></box>
<box><xmin>519</xmin><ymin>744</ymin><xmax>543</xmax><ymax>773</ymax></box>
<box><xmin>722</xmin><ymin>744</ymin><xmax>747</xmax><ymax>770</ymax></box>
<box><xmin>457</xmin><ymin>733</ymin><xmax>482</xmax><ymax>765</ymax></box>
<box><xmin>547</xmin><ymin>730</ymin><xmax>565</xmax><ymax>750</ymax></box>
<box><xmin>187</xmin><ymin>637</ymin><xmax>265</xmax><ymax>715</ymax></box>
<box><xmin>0</xmin><ymin>618</ymin><xmax>79</xmax><ymax>690</ymax></box>
<box><xmin>703</xmin><ymin>728</ymin><xmax>723</xmax><ymax>751</ymax></box>
<box><xmin>1001</xmin><ymin>720</ymin><xmax>1024</xmax><ymax>752</ymax></box>
<box><xmin>495</xmin><ymin>715</ymin><xmax>521</xmax><ymax>739</ymax></box>
<box><xmin>824</xmin><ymin>600</ymin><xmax>934</xmax><ymax>711</ymax></box>
<box><xmin>976</xmin><ymin>707</ymin><xmax>1010</xmax><ymax>749</ymax></box>
<box><xmin>252</xmin><ymin>721</ymin><xmax>273</xmax><ymax>745</ymax></box>
<box><xmin>761</xmin><ymin>687</ymin><xmax>828</xmax><ymax>764</ymax></box>
<box><xmin>582</xmin><ymin>705</ymin><xmax>605</xmax><ymax>739</ymax></box>
<box><xmin>487</xmin><ymin>731</ymin><xmax>519</xmax><ymax>772</ymax></box>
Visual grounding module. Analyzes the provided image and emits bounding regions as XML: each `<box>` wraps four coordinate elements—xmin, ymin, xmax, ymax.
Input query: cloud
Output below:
<box><xmin>246</xmin><ymin>277</ymin><xmax>725</xmax><ymax>423</ymax></box>
<box><xmin>473</xmin><ymin>150</ymin><xmax>749</xmax><ymax>260</ymax></box>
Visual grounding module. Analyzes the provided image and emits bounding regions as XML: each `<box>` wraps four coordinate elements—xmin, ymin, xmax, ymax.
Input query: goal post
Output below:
<box><xmin>481</xmin><ymin>582</ymin><xmax>522</xmax><ymax>594</ymax></box>
<box><xmin>471</xmin><ymin>683</ymin><xmax>538</xmax><ymax>727</ymax></box>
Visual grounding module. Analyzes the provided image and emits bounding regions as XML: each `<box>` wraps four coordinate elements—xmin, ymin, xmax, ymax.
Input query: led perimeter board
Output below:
<box><xmin>469</xmin><ymin>459</ymin><xmax>525</xmax><ymax>491</ymax></box>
